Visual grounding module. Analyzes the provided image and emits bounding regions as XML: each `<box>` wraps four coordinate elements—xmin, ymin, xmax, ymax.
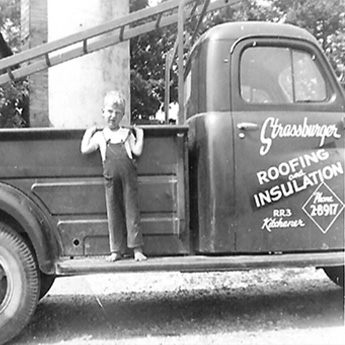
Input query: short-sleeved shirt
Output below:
<box><xmin>90</xmin><ymin>127</ymin><xmax>134</xmax><ymax>162</ymax></box>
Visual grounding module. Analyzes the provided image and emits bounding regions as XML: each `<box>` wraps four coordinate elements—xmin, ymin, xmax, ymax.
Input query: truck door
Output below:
<box><xmin>231</xmin><ymin>38</ymin><xmax>345</xmax><ymax>253</ymax></box>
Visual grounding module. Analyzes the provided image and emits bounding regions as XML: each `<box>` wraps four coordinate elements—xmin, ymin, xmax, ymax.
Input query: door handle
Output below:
<box><xmin>237</xmin><ymin>122</ymin><xmax>259</xmax><ymax>131</ymax></box>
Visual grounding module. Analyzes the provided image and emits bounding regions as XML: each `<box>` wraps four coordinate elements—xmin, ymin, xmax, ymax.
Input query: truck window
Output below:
<box><xmin>240</xmin><ymin>46</ymin><xmax>327</xmax><ymax>104</ymax></box>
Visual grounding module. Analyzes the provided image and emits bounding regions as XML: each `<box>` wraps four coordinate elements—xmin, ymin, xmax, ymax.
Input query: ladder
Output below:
<box><xmin>0</xmin><ymin>0</ymin><xmax>240</xmax><ymax>121</ymax></box>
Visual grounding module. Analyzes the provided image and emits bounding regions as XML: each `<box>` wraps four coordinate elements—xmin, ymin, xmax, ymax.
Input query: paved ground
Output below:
<box><xmin>8</xmin><ymin>267</ymin><xmax>345</xmax><ymax>345</ymax></box>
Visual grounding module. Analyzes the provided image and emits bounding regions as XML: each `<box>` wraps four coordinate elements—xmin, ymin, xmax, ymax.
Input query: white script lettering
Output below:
<box><xmin>262</xmin><ymin>217</ymin><xmax>305</xmax><ymax>232</ymax></box>
<box><xmin>260</xmin><ymin>117</ymin><xmax>341</xmax><ymax>155</ymax></box>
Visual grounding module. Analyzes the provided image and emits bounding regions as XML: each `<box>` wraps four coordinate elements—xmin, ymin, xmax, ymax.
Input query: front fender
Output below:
<box><xmin>0</xmin><ymin>182</ymin><xmax>58</xmax><ymax>273</ymax></box>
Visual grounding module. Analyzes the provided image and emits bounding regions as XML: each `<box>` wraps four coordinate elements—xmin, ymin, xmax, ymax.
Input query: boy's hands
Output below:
<box><xmin>81</xmin><ymin>125</ymin><xmax>99</xmax><ymax>154</ymax></box>
<box><xmin>129</xmin><ymin>125</ymin><xmax>144</xmax><ymax>156</ymax></box>
<box><xmin>86</xmin><ymin>125</ymin><xmax>97</xmax><ymax>136</ymax></box>
<box><xmin>133</xmin><ymin>125</ymin><xmax>143</xmax><ymax>139</ymax></box>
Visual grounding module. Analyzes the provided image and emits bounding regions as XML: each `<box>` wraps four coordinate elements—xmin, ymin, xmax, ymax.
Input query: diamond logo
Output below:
<box><xmin>302</xmin><ymin>182</ymin><xmax>344</xmax><ymax>234</ymax></box>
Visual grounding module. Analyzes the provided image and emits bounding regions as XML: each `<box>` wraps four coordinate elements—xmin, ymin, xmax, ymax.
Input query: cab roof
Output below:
<box><xmin>199</xmin><ymin>21</ymin><xmax>317</xmax><ymax>45</ymax></box>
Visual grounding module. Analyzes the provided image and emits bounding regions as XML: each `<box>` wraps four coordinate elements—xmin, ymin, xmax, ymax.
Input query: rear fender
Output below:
<box><xmin>0</xmin><ymin>182</ymin><xmax>58</xmax><ymax>273</ymax></box>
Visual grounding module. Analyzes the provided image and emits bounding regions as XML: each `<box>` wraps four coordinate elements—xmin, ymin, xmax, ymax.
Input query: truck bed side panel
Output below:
<box><xmin>0</xmin><ymin>126</ymin><xmax>189</xmax><ymax>257</ymax></box>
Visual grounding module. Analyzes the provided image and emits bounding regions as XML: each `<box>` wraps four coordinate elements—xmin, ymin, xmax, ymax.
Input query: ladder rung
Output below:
<box><xmin>156</xmin><ymin>13</ymin><xmax>163</xmax><ymax>28</ymax></box>
<box><xmin>6</xmin><ymin>68</ymin><xmax>15</xmax><ymax>82</ymax></box>
<box><xmin>83</xmin><ymin>40</ymin><xmax>88</xmax><ymax>54</ymax></box>
<box><xmin>45</xmin><ymin>53</ymin><xmax>51</xmax><ymax>67</ymax></box>
<box><xmin>119</xmin><ymin>26</ymin><xmax>125</xmax><ymax>42</ymax></box>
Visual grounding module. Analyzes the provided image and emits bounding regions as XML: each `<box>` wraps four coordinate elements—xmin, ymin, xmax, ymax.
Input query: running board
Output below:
<box><xmin>55</xmin><ymin>252</ymin><xmax>344</xmax><ymax>276</ymax></box>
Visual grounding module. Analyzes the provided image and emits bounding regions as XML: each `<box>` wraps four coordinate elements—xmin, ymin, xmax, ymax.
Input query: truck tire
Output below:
<box><xmin>323</xmin><ymin>266</ymin><xmax>344</xmax><ymax>288</ymax></box>
<box><xmin>39</xmin><ymin>272</ymin><xmax>56</xmax><ymax>300</ymax></box>
<box><xmin>0</xmin><ymin>222</ymin><xmax>40</xmax><ymax>345</ymax></box>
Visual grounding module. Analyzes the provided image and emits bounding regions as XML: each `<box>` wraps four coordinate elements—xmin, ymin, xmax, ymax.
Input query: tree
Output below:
<box><xmin>129</xmin><ymin>0</ymin><xmax>280</xmax><ymax>121</ymax></box>
<box><xmin>0</xmin><ymin>0</ymin><xmax>29</xmax><ymax>128</ymax></box>
<box><xmin>272</xmin><ymin>0</ymin><xmax>345</xmax><ymax>87</ymax></box>
<box><xmin>130</xmin><ymin>0</ymin><xmax>179</xmax><ymax>123</ymax></box>
<box><xmin>129</xmin><ymin>0</ymin><xmax>345</xmax><ymax>121</ymax></box>
<box><xmin>0</xmin><ymin>0</ymin><xmax>21</xmax><ymax>50</ymax></box>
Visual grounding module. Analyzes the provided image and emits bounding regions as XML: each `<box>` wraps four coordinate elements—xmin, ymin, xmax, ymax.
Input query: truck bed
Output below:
<box><xmin>0</xmin><ymin>125</ymin><xmax>190</xmax><ymax>258</ymax></box>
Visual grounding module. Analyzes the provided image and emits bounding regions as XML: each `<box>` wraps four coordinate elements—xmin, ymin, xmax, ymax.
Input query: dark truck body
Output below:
<box><xmin>1</xmin><ymin>21</ymin><xmax>344</xmax><ymax>271</ymax></box>
<box><xmin>0</xmin><ymin>21</ymin><xmax>344</xmax><ymax>345</ymax></box>
<box><xmin>0</xmin><ymin>21</ymin><xmax>343</xmax><ymax>271</ymax></box>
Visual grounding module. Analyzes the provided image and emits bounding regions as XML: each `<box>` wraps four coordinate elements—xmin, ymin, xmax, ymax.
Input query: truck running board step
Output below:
<box><xmin>55</xmin><ymin>252</ymin><xmax>344</xmax><ymax>275</ymax></box>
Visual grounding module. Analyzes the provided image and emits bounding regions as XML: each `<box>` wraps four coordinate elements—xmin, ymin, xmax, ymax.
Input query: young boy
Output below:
<box><xmin>81</xmin><ymin>90</ymin><xmax>147</xmax><ymax>262</ymax></box>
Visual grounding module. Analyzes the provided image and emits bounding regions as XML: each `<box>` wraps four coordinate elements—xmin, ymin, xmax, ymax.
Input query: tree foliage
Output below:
<box><xmin>0</xmin><ymin>0</ymin><xmax>21</xmax><ymax>49</ymax></box>
<box><xmin>130</xmin><ymin>28</ymin><xmax>177</xmax><ymax>123</ymax></box>
<box><xmin>130</xmin><ymin>0</ymin><xmax>345</xmax><ymax>121</ymax></box>
<box><xmin>273</xmin><ymin>0</ymin><xmax>345</xmax><ymax>86</ymax></box>
<box><xmin>0</xmin><ymin>0</ymin><xmax>29</xmax><ymax>128</ymax></box>
<box><xmin>130</xmin><ymin>0</ymin><xmax>178</xmax><ymax>123</ymax></box>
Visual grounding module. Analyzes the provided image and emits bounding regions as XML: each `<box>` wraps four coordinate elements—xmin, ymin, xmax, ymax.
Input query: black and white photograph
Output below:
<box><xmin>0</xmin><ymin>0</ymin><xmax>344</xmax><ymax>344</ymax></box>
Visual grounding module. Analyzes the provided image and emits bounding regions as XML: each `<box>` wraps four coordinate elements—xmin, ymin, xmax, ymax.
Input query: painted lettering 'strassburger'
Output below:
<box><xmin>260</xmin><ymin>117</ymin><xmax>341</xmax><ymax>156</ymax></box>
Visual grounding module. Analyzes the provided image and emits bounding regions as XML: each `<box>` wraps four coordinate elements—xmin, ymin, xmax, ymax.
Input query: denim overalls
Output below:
<box><xmin>103</xmin><ymin>131</ymin><xmax>143</xmax><ymax>254</ymax></box>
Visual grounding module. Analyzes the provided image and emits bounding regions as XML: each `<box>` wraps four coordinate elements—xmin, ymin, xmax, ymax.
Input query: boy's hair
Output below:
<box><xmin>103</xmin><ymin>90</ymin><xmax>126</xmax><ymax>111</ymax></box>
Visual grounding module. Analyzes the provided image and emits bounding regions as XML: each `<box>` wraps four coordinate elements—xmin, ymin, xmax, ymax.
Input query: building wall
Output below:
<box><xmin>21</xmin><ymin>0</ymin><xmax>130</xmax><ymax>128</ymax></box>
<box><xmin>48</xmin><ymin>0</ymin><xmax>130</xmax><ymax>128</ymax></box>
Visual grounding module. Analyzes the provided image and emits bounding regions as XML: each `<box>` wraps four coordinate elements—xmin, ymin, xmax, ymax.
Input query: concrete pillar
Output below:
<box><xmin>48</xmin><ymin>0</ymin><xmax>130</xmax><ymax>128</ymax></box>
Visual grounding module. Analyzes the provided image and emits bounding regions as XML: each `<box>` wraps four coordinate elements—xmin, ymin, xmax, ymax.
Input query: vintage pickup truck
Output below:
<box><xmin>0</xmin><ymin>20</ymin><xmax>344</xmax><ymax>345</ymax></box>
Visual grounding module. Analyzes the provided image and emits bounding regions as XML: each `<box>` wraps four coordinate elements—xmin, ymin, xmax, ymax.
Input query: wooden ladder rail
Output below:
<box><xmin>0</xmin><ymin>0</ymin><xmax>239</xmax><ymax>87</ymax></box>
<box><xmin>0</xmin><ymin>0</ymin><xmax>240</xmax><ymax>125</ymax></box>
<box><xmin>0</xmin><ymin>0</ymin><xmax>183</xmax><ymax>85</ymax></box>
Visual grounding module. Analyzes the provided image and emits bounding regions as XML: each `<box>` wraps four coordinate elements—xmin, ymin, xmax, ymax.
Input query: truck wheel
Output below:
<box><xmin>39</xmin><ymin>272</ymin><xmax>56</xmax><ymax>300</ymax></box>
<box><xmin>0</xmin><ymin>222</ymin><xmax>40</xmax><ymax>345</ymax></box>
<box><xmin>323</xmin><ymin>266</ymin><xmax>344</xmax><ymax>288</ymax></box>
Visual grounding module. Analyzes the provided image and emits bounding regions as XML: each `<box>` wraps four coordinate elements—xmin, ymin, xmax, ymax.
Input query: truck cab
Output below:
<box><xmin>186</xmin><ymin>22</ymin><xmax>344</xmax><ymax>255</ymax></box>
